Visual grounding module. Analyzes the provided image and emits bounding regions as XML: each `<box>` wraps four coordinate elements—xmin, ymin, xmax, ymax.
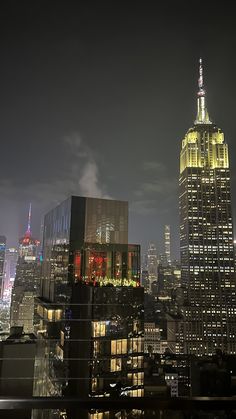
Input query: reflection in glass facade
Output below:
<box><xmin>84</xmin><ymin>198</ymin><xmax>128</xmax><ymax>245</ymax></box>
<box><xmin>179</xmin><ymin>59</ymin><xmax>236</xmax><ymax>355</ymax></box>
<box><xmin>34</xmin><ymin>196</ymin><xmax>144</xmax><ymax>419</ymax></box>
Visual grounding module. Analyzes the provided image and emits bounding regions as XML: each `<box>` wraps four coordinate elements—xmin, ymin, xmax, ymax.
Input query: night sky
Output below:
<box><xmin>1</xmin><ymin>2</ymin><xmax>236</xmax><ymax>258</ymax></box>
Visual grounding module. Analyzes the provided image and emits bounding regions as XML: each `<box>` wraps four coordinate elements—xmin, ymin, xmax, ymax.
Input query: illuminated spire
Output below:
<box><xmin>198</xmin><ymin>57</ymin><xmax>204</xmax><ymax>94</ymax></box>
<box><xmin>195</xmin><ymin>58</ymin><xmax>211</xmax><ymax>124</ymax></box>
<box><xmin>26</xmin><ymin>203</ymin><xmax>32</xmax><ymax>236</ymax></box>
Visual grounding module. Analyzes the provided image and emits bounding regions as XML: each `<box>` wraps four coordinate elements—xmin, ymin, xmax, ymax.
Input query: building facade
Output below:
<box><xmin>164</xmin><ymin>225</ymin><xmax>171</xmax><ymax>266</ymax></box>
<box><xmin>179</xmin><ymin>59</ymin><xmax>236</xmax><ymax>355</ymax></box>
<box><xmin>144</xmin><ymin>322</ymin><xmax>167</xmax><ymax>354</ymax></box>
<box><xmin>0</xmin><ymin>236</ymin><xmax>6</xmax><ymax>300</ymax></box>
<box><xmin>0</xmin><ymin>327</ymin><xmax>36</xmax><ymax>419</ymax></box>
<box><xmin>34</xmin><ymin>196</ymin><xmax>144</xmax><ymax>418</ymax></box>
<box><xmin>147</xmin><ymin>243</ymin><xmax>158</xmax><ymax>294</ymax></box>
<box><xmin>3</xmin><ymin>247</ymin><xmax>18</xmax><ymax>303</ymax></box>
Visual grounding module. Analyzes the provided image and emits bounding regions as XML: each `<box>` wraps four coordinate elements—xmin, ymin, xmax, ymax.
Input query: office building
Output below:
<box><xmin>179</xmin><ymin>59</ymin><xmax>236</xmax><ymax>354</ymax></box>
<box><xmin>2</xmin><ymin>247</ymin><xmax>18</xmax><ymax>303</ymax></box>
<box><xmin>0</xmin><ymin>327</ymin><xmax>36</xmax><ymax>419</ymax></box>
<box><xmin>164</xmin><ymin>373</ymin><xmax>178</xmax><ymax>397</ymax></box>
<box><xmin>0</xmin><ymin>236</ymin><xmax>6</xmax><ymax>299</ymax></box>
<box><xmin>164</xmin><ymin>225</ymin><xmax>171</xmax><ymax>266</ymax></box>
<box><xmin>147</xmin><ymin>243</ymin><xmax>158</xmax><ymax>293</ymax></box>
<box><xmin>144</xmin><ymin>322</ymin><xmax>167</xmax><ymax>354</ymax></box>
<box><xmin>141</xmin><ymin>269</ymin><xmax>149</xmax><ymax>293</ymax></box>
<box><xmin>34</xmin><ymin>196</ymin><xmax>144</xmax><ymax>418</ymax></box>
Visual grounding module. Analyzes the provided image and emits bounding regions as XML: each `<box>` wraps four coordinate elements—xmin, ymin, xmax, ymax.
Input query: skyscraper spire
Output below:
<box><xmin>26</xmin><ymin>203</ymin><xmax>32</xmax><ymax>236</ymax></box>
<box><xmin>195</xmin><ymin>58</ymin><xmax>211</xmax><ymax>124</ymax></box>
<box><xmin>198</xmin><ymin>57</ymin><xmax>204</xmax><ymax>94</ymax></box>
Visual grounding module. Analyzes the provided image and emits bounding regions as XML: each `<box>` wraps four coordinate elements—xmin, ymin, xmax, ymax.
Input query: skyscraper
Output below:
<box><xmin>3</xmin><ymin>247</ymin><xmax>18</xmax><ymax>303</ymax></box>
<box><xmin>179</xmin><ymin>59</ymin><xmax>236</xmax><ymax>355</ymax></box>
<box><xmin>147</xmin><ymin>243</ymin><xmax>158</xmax><ymax>293</ymax></box>
<box><xmin>34</xmin><ymin>196</ymin><xmax>144</xmax><ymax>418</ymax></box>
<box><xmin>10</xmin><ymin>205</ymin><xmax>41</xmax><ymax>333</ymax></box>
<box><xmin>164</xmin><ymin>225</ymin><xmax>171</xmax><ymax>266</ymax></box>
<box><xmin>0</xmin><ymin>236</ymin><xmax>6</xmax><ymax>299</ymax></box>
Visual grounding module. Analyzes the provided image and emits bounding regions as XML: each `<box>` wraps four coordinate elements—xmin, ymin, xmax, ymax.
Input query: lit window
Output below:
<box><xmin>133</xmin><ymin>372</ymin><xmax>144</xmax><ymax>385</ymax></box>
<box><xmin>91</xmin><ymin>378</ymin><xmax>97</xmax><ymax>392</ymax></box>
<box><xmin>92</xmin><ymin>321</ymin><xmax>106</xmax><ymax>337</ymax></box>
<box><xmin>129</xmin><ymin>338</ymin><xmax>143</xmax><ymax>353</ymax></box>
<box><xmin>111</xmin><ymin>339</ymin><xmax>127</xmax><ymax>355</ymax></box>
<box><xmin>110</xmin><ymin>358</ymin><xmax>122</xmax><ymax>372</ymax></box>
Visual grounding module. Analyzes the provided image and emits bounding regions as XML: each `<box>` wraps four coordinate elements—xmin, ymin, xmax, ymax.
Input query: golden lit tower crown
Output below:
<box><xmin>180</xmin><ymin>58</ymin><xmax>229</xmax><ymax>174</ymax></box>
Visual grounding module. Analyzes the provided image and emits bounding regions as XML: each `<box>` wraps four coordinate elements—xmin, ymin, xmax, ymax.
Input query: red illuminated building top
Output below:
<box><xmin>19</xmin><ymin>204</ymin><xmax>40</xmax><ymax>255</ymax></box>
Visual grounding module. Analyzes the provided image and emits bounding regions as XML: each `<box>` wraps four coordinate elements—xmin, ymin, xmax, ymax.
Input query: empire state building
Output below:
<box><xmin>179</xmin><ymin>59</ymin><xmax>236</xmax><ymax>355</ymax></box>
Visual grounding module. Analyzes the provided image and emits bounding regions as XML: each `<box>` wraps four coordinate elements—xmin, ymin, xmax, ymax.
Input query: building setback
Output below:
<box><xmin>179</xmin><ymin>59</ymin><xmax>236</xmax><ymax>355</ymax></box>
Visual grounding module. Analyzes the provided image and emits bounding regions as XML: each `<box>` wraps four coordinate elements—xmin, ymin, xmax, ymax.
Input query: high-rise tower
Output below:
<box><xmin>2</xmin><ymin>247</ymin><xmax>18</xmax><ymax>303</ymax></box>
<box><xmin>34</xmin><ymin>196</ymin><xmax>144</xmax><ymax>418</ymax></box>
<box><xmin>147</xmin><ymin>243</ymin><xmax>158</xmax><ymax>293</ymax></box>
<box><xmin>179</xmin><ymin>59</ymin><xmax>236</xmax><ymax>355</ymax></box>
<box><xmin>164</xmin><ymin>225</ymin><xmax>171</xmax><ymax>266</ymax></box>
<box><xmin>10</xmin><ymin>205</ymin><xmax>41</xmax><ymax>333</ymax></box>
<box><xmin>0</xmin><ymin>236</ymin><xmax>6</xmax><ymax>299</ymax></box>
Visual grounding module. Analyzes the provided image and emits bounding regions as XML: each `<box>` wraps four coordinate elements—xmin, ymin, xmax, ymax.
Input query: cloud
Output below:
<box><xmin>143</xmin><ymin>161</ymin><xmax>166</xmax><ymax>171</ymax></box>
<box><xmin>136</xmin><ymin>178</ymin><xmax>176</xmax><ymax>195</ymax></box>
<box><xmin>131</xmin><ymin>161</ymin><xmax>178</xmax><ymax>216</ymax></box>
<box><xmin>0</xmin><ymin>132</ymin><xmax>111</xmax><ymax>208</ymax></box>
<box><xmin>63</xmin><ymin>133</ymin><xmax>111</xmax><ymax>199</ymax></box>
<box><xmin>64</xmin><ymin>133</ymin><xmax>88</xmax><ymax>159</ymax></box>
<box><xmin>130</xmin><ymin>200</ymin><xmax>158</xmax><ymax>215</ymax></box>
<box><xmin>0</xmin><ymin>132</ymin><xmax>113</xmax><ymax>243</ymax></box>
<box><xmin>79</xmin><ymin>161</ymin><xmax>110</xmax><ymax>198</ymax></box>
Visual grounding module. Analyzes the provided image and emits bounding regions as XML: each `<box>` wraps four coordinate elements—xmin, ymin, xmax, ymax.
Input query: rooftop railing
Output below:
<box><xmin>1</xmin><ymin>396</ymin><xmax>236</xmax><ymax>410</ymax></box>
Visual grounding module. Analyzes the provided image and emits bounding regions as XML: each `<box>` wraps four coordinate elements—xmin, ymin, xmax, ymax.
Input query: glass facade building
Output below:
<box><xmin>35</xmin><ymin>196</ymin><xmax>144</xmax><ymax>418</ymax></box>
<box><xmin>179</xmin><ymin>59</ymin><xmax>236</xmax><ymax>355</ymax></box>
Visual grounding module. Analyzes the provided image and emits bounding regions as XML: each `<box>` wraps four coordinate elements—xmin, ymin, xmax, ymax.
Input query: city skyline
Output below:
<box><xmin>1</xmin><ymin>4</ymin><xmax>236</xmax><ymax>258</ymax></box>
<box><xmin>2</xmin><ymin>4</ymin><xmax>236</xmax><ymax>417</ymax></box>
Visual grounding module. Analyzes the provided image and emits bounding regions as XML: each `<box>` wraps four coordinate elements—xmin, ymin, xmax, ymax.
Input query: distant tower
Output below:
<box><xmin>164</xmin><ymin>225</ymin><xmax>171</xmax><ymax>265</ymax></box>
<box><xmin>18</xmin><ymin>203</ymin><xmax>40</xmax><ymax>258</ymax></box>
<box><xmin>179</xmin><ymin>59</ymin><xmax>236</xmax><ymax>355</ymax></box>
<box><xmin>0</xmin><ymin>236</ymin><xmax>6</xmax><ymax>299</ymax></box>
<box><xmin>147</xmin><ymin>243</ymin><xmax>158</xmax><ymax>292</ymax></box>
<box><xmin>2</xmin><ymin>247</ymin><xmax>18</xmax><ymax>303</ymax></box>
<box><xmin>10</xmin><ymin>204</ymin><xmax>40</xmax><ymax>333</ymax></box>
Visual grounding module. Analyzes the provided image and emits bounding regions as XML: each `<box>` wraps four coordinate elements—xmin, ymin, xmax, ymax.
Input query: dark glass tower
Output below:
<box><xmin>179</xmin><ymin>59</ymin><xmax>236</xmax><ymax>355</ymax></box>
<box><xmin>35</xmin><ymin>196</ymin><xmax>144</xmax><ymax>418</ymax></box>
